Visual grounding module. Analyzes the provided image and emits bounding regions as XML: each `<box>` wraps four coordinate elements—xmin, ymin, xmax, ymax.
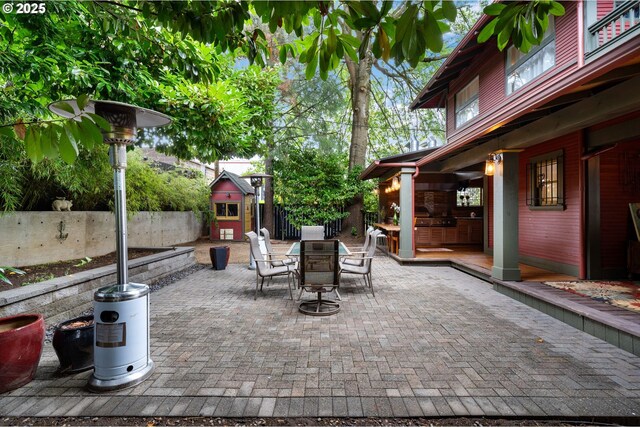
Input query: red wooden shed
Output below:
<box><xmin>209</xmin><ymin>170</ymin><xmax>254</xmax><ymax>241</ymax></box>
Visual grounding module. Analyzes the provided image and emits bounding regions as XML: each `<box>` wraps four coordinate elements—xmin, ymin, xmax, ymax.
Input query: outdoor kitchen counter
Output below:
<box><xmin>415</xmin><ymin>217</ymin><xmax>482</xmax><ymax>246</ymax></box>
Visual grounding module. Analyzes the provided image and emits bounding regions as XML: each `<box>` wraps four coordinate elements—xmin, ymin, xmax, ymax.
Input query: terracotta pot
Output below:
<box><xmin>52</xmin><ymin>315</ymin><xmax>94</xmax><ymax>374</ymax></box>
<box><xmin>0</xmin><ymin>313</ymin><xmax>45</xmax><ymax>394</ymax></box>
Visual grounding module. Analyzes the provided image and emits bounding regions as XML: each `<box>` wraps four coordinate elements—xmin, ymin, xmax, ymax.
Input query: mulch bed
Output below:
<box><xmin>1</xmin><ymin>248</ymin><xmax>162</xmax><ymax>292</ymax></box>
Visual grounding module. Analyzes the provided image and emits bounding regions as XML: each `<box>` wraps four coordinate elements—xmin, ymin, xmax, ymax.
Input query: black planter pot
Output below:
<box><xmin>52</xmin><ymin>315</ymin><xmax>94</xmax><ymax>374</ymax></box>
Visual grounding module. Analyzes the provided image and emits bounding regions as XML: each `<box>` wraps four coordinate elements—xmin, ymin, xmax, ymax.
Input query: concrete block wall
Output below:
<box><xmin>0</xmin><ymin>247</ymin><xmax>195</xmax><ymax>325</ymax></box>
<box><xmin>0</xmin><ymin>211</ymin><xmax>203</xmax><ymax>267</ymax></box>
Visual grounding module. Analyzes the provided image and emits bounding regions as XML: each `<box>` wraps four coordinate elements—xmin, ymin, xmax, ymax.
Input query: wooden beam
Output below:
<box><xmin>436</xmin><ymin>75</ymin><xmax>640</xmax><ymax>172</ymax></box>
<box><xmin>587</xmin><ymin>118</ymin><xmax>640</xmax><ymax>147</ymax></box>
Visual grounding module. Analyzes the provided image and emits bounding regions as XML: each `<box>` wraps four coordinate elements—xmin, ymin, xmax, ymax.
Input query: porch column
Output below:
<box><xmin>398</xmin><ymin>167</ymin><xmax>415</xmax><ymax>258</ymax></box>
<box><xmin>492</xmin><ymin>151</ymin><xmax>521</xmax><ymax>281</ymax></box>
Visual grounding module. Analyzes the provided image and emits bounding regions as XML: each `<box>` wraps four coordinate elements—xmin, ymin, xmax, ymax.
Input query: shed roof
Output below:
<box><xmin>209</xmin><ymin>170</ymin><xmax>255</xmax><ymax>195</ymax></box>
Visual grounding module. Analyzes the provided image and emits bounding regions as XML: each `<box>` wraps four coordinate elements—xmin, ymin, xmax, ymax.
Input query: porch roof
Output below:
<box><xmin>360</xmin><ymin>148</ymin><xmax>437</xmax><ymax>180</ymax></box>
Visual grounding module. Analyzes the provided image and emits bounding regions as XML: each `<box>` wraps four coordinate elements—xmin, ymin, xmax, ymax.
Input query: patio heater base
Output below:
<box><xmin>87</xmin><ymin>360</ymin><xmax>154</xmax><ymax>392</ymax></box>
<box><xmin>299</xmin><ymin>294</ymin><xmax>340</xmax><ymax>316</ymax></box>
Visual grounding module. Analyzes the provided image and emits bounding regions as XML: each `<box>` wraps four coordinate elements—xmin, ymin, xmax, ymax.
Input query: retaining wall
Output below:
<box><xmin>0</xmin><ymin>247</ymin><xmax>195</xmax><ymax>325</ymax></box>
<box><xmin>0</xmin><ymin>211</ymin><xmax>203</xmax><ymax>267</ymax></box>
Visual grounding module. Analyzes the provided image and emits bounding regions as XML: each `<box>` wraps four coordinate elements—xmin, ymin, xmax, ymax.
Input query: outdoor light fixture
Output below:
<box><xmin>242</xmin><ymin>173</ymin><xmax>272</xmax><ymax>270</ymax></box>
<box><xmin>49</xmin><ymin>99</ymin><xmax>171</xmax><ymax>392</ymax></box>
<box><xmin>384</xmin><ymin>176</ymin><xmax>401</xmax><ymax>193</ymax></box>
<box><xmin>484</xmin><ymin>153</ymin><xmax>502</xmax><ymax>176</ymax></box>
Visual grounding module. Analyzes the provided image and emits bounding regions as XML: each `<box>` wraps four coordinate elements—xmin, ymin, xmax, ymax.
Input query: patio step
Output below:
<box><xmin>493</xmin><ymin>279</ymin><xmax>640</xmax><ymax>357</ymax></box>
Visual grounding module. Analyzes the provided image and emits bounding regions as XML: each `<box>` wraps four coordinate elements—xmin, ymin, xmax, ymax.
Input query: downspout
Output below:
<box><xmin>412</xmin><ymin>167</ymin><xmax>420</xmax><ymax>257</ymax></box>
<box><xmin>579</xmin><ymin>130</ymin><xmax>586</xmax><ymax>279</ymax></box>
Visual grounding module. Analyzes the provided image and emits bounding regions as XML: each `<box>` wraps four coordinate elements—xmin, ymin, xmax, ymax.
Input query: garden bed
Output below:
<box><xmin>1</xmin><ymin>248</ymin><xmax>161</xmax><ymax>291</ymax></box>
<box><xmin>0</xmin><ymin>247</ymin><xmax>196</xmax><ymax>325</ymax></box>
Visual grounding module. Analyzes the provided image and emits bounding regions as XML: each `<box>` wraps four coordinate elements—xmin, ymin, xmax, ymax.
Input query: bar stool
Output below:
<box><xmin>375</xmin><ymin>233</ymin><xmax>389</xmax><ymax>257</ymax></box>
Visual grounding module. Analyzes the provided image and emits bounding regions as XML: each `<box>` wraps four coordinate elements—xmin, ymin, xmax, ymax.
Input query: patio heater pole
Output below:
<box><xmin>111</xmin><ymin>144</ymin><xmax>129</xmax><ymax>285</ymax></box>
<box><xmin>49</xmin><ymin>99</ymin><xmax>171</xmax><ymax>392</ymax></box>
<box><xmin>243</xmin><ymin>173</ymin><xmax>271</xmax><ymax>270</ymax></box>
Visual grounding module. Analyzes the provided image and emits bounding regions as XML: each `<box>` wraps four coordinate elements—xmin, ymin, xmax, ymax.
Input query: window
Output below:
<box><xmin>455</xmin><ymin>76</ymin><xmax>479</xmax><ymax>128</ymax></box>
<box><xmin>456</xmin><ymin>187</ymin><xmax>483</xmax><ymax>207</ymax></box>
<box><xmin>214</xmin><ymin>202</ymin><xmax>240</xmax><ymax>219</ymax></box>
<box><xmin>615</xmin><ymin>0</ymin><xmax>640</xmax><ymax>19</ymax></box>
<box><xmin>506</xmin><ymin>18</ymin><xmax>555</xmax><ymax>95</ymax></box>
<box><xmin>526</xmin><ymin>150</ymin><xmax>564</xmax><ymax>208</ymax></box>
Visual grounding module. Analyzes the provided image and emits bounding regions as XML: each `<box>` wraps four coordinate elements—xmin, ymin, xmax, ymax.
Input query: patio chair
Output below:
<box><xmin>300</xmin><ymin>225</ymin><xmax>324</xmax><ymax>241</ymax></box>
<box><xmin>339</xmin><ymin>231</ymin><xmax>377</xmax><ymax>297</ymax></box>
<box><xmin>298</xmin><ymin>240</ymin><xmax>340</xmax><ymax>316</ymax></box>
<box><xmin>343</xmin><ymin>228</ymin><xmax>381</xmax><ymax>267</ymax></box>
<box><xmin>260</xmin><ymin>227</ymin><xmax>295</xmax><ymax>267</ymax></box>
<box><xmin>246</xmin><ymin>231</ymin><xmax>295</xmax><ymax>300</ymax></box>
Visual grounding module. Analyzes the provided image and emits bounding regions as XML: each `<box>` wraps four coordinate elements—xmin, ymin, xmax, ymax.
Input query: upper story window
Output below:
<box><xmin>455</xmin><ymin>76</ymin><xmax>479</xmax><ymax>128</ymax></box>
<box><xmin>526</xmin><ymin>149</ymin><xmax>564</xmax><ymax>209</ymax></box>
<box><xmin>506</xmin><ymin>18</ymin><xmax>556</xmax><ymax>95</ymax></box>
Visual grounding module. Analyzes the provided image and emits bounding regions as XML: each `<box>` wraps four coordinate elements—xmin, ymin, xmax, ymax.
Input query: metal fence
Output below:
<box><xmin>259</xmin><ymin>205</ymin><xmax>378</xmax><ymax>240</ymax></box>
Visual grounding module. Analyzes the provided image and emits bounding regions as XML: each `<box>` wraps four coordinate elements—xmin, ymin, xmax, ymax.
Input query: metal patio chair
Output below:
<box><xmin>300</xmin><ymin>225</ymin><xmax>324</xmax><ymax>241</ymax></box>
<box><xmin>260</xmin><ymin>227</ymin><xmax>295</xmax><ymax>268</ymax></box>
<box><xmin>298</xmin><ymin>240</ymin><xmax>340</xmax><ymax>316</ymax></box>
<box><xmin>339</xmin><ymin>231</ymin><xmax>377</xmax><ymax>297</ymax></box>
<box><xmin>246</xmin><ymin>231</ymin><xmax>295</xmax><ymax>300</ymax></box>
<box><xmin>343</xmin><ymin>228</ymin><xmax>381</xmax><ymax>267</ymax></box>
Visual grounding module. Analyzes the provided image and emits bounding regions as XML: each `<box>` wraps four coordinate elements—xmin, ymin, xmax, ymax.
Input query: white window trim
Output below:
<box><xmin>506</xmin><ymin>18</ymin><xmax>556</xmax><ymax>95</ymax></box>
<box><xmin>454</xmin><ymin>76</ymin><xmax>479</xmax><ymax>129</ymax></box>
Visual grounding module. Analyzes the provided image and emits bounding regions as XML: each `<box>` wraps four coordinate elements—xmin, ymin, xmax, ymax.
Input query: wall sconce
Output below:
<box><xmin>484</xmin><ymin>153</ymin><xmax>502</xmax><ymax>176</ymax></box>
<box><xmin>226</xmin><ymin>192</ymin><xmax>231</xmax><ymax>198</ymax></box>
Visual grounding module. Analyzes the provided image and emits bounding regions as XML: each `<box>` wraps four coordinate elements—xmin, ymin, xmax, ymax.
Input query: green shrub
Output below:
<box><xmin>1</xmin><ymin>145</ymin><xmax>210</xmax><ymax>214</ymax></box>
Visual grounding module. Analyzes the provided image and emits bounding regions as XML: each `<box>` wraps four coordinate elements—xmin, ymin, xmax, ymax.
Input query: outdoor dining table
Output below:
<box><xmin>285</xmin><ymin>241</ymin><xmax>351</xmax><ymax>257</ymax></box>
<box><xmin>373</xmin><ymin>223</ymin><xmax>400</xmax><ymax>254</ymax></box>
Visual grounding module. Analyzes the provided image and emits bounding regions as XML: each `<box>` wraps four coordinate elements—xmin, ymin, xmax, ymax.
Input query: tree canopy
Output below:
<box><xmin>1</xmin><ymin>0</ymin><xmax>564</xmax><ymax>166</ymax></box>
<box><xmin>0</xmin><ymin>1</ymin><xmax>280</xmax><ymax>165</ymax></box>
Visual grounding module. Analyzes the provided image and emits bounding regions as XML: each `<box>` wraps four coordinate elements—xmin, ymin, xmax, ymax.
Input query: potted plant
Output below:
<box><xmin>52</xmin><ymin>315</ymin><xmax>94</xmax><ymax>374</ymax></box>
<box><xmin>0</xmin><ymin>313</ymin><xmax>45</xmax><ymax>394</ymax></box>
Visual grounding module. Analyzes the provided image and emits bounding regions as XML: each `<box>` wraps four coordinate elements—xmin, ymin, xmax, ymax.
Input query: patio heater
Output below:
<box><xmin>49</xmin><ymin>99</ymin><xmax>171</xmax><ymax>391</ymax></box>
<box><xmin>242</xmin><ymin>173</ymin><xmax>271</xmax><ymax>270</ymax></box>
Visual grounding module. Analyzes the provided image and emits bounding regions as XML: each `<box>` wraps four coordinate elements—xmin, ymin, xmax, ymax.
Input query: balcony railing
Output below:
<box><xmin>586</xmin><ymin>0</ymin><xmax>640</xmax><ymax>59</ymax></box>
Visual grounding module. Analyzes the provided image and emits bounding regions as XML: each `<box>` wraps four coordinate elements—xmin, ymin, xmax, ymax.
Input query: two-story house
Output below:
<box><xmin>363</xmin><ymin>1</ymin><xmax>640</xmax><ymax>281</ymax></box>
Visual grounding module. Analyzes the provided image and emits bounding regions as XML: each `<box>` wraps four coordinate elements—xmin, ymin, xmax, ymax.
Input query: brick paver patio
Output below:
<box><xmin>2</xmin><ymin>258</ymin><xmax>639</xmax><ymax>419</ymax></box>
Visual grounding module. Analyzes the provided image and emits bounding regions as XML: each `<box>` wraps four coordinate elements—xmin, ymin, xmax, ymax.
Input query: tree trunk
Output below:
<box><xmin>342</xmin><ymin>47</ymin><xmax>373</xmax><ymax>237</ymax></box>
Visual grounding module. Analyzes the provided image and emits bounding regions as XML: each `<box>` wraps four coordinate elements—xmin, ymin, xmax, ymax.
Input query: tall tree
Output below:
<box><xmin>3</xmin><ymin>0</ymin><xmax>564</xmax><ymax>229</ymax></box>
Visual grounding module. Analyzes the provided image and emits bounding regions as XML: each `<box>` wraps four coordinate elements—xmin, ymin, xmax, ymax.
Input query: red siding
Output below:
<box><xmin>445</xmin><ymin>2</ymin><xmax>579</xmax><ymax>143</ymax></box>
<box><xmin>555</xmin><ymin>2</ymin><xmax>579</xmax><ymax>68</ymax></box>
<box><xmin>518</xmin><ymin>132</ymin><xmax>582</xmax><ymax>268</ymax></box>
<box><xmin>598</xmin><ymin>0</ymin><xmax>615</xmax><ymax>19</ymax></box>
<box><xmin>599</xmin><ymin>140</ymin><xmax>640</xmax><ymax>271</ymax></box>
